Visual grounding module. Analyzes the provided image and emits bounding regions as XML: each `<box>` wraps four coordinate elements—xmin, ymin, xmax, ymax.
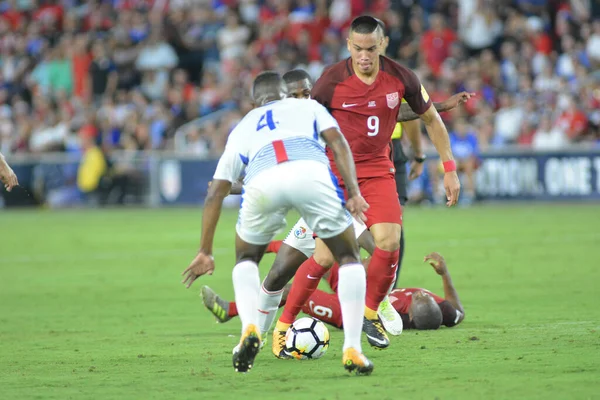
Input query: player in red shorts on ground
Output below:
<box><xmin>272</xmin><ymin>15</ymin><xmax>461</xmax><ymax>355</ymax></box>
<box><xmin>202</xmin><ymin>252</ymin><xmax>464</xmax><ymax>332</ymax></box>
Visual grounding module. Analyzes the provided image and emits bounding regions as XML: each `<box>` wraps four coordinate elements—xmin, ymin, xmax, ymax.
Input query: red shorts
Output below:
<box><xmin>345</xmin><ymin>175</ymin><xmax>402</xmax><ymax>228</ymax></box>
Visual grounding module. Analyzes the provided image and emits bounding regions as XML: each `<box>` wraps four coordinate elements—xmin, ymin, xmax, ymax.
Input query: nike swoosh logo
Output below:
<box><xmin>307</xmin><ymin>275</ymin><xmax>320</xmax><ymax>279</ymax></box>
<box><xmin>391</xmin><ymin>263</ymin><xmax>398</xmax><ymax>269</ymax></box>
<box><xmin>342</xmin><ymin>102</ymin><xmax>358</xmax><ymax>108</ymax></box>
<box><xmin>366</xmin><ymin>334</ymin><xmax>388</xmax><ymax>345</ymax></box>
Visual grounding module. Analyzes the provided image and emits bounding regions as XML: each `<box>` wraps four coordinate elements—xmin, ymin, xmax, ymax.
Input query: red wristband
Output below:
<box><xmin>443</xmin><ymin>160</ymin><xmax>457</xmax><ymax>173</ymax></box>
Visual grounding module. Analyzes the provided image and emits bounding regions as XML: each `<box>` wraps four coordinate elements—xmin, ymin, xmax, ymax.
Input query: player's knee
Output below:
<box><xmin>313</xmin><ymin>239</ymin><xmax>336</xmax><ymax>267</ymax></box>
<box><xmin>235</xmin><ymin>248</ymin><xmax>263</xmax><ymax>264</ymax></box>
<box><xmin>373</xmin><ymin>228</ymin><xmax>401</xmax><ymax>251</ymax></box>
<box><xmin>335</xmin><ymin>250</ymin><xmax>361</xmax><ymax>266</ymax></box>
<box><xmin>313</xmin><ymin>251</ymin><xmax>335</xmax><ymax>268</ymax></box>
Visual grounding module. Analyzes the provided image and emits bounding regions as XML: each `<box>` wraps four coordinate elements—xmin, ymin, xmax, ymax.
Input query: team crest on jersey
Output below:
<box><xmin>294</xmin><ymin>226</ymin><xmax>307</xmax><ymax>239</ymax></box>
<box><xmin>386</xmin><ymin>92</ymin><xmax>399</xmax><ymax>109</ymax></box>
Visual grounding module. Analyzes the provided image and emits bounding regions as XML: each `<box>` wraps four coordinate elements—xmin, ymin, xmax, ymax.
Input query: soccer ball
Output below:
<box><xmin>285</xmin><ymin>317</ymin><xmax>330</xmax><ymax>360</ymax></box>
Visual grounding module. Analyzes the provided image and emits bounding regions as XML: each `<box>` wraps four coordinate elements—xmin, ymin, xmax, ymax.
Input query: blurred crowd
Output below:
<box><xmin>0</xmin><ymin>0</ymin><xmax>599</xmax><ymax>164</ymax></box>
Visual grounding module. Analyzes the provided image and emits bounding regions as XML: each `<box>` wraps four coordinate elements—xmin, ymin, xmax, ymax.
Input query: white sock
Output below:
<box><xmin>257</xmin><ymin>284</ymin><xmax>284</xmax><ymax>336</ymax></box>
<box><xmin>232</xmin><ymin>260</ymin><xmax>261</xmax><ymax>335</ymax></box>
<box><xmin>337</xmin><ymin>263</ymin><xmax>366</xmax><ymax>352</ymax></box>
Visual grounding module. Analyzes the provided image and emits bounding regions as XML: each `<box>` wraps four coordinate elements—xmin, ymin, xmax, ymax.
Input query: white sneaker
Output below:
<box><xmin>377</xmin><ymin>296</ymin><xmax>403</xmax><ymax>336</ymax></box>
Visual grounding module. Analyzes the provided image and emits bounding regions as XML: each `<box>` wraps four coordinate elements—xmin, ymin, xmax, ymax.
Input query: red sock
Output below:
<box><xmin>279</xmin><ymin>256</ymin><xmax>328</xmax><ymax>324</ymax></box>
<box><xmin>325</xmin><ymin>263</ymin><xmax>341</xmax><ymax>292</ymax></box>
<box><xmin>228</xmin><ymin>302</ymin><xmax>238</xmax><ymax>317</ymax></box>
<box><xmin>365</xmin><ymin>247</ymin><xmax>400</xmax><ymax>311</ymax></box>
<box><xmin>266</xmin><ymin>240</ymin><xmax>283</xmax><ymax>254</ymax></box>
<box><xmin>301</xmin><ymin>289</ymin><xmax>343</xmax><ymax>328</ymax></box>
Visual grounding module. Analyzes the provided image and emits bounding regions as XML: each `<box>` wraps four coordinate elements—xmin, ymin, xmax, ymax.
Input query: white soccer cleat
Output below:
<box><xmin>377</xmin><ymin>295</ymin><xmax>403</xmax><ymax>336</ymax></box>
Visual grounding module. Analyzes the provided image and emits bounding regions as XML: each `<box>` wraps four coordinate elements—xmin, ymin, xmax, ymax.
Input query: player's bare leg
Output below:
<box><xmin>273</xmin><ymin>239</ymin><xmax>334</xmax><ymax>358</ymax></box>
<box><xmin>320</xmin><ymin>225</ymin><xmax>373</xmax><ymax>375</ymax></box>
<box><xmin>257</xmin><ymin>243</ymin><xmax>308</xmax><ymax>342</ymax></box>
<box><xmin>231</xmin><ymin>236</ymin><xmax>267</xmax><ymax>373</ymax></box>
<box><xmin>263</xmin><ymin>244</ymin><xmax>308</xmax><ymax>291</ymax></box>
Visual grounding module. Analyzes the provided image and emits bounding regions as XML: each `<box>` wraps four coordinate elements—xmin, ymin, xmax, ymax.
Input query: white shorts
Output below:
<box><xmin>282</xmin><ymin>216</ymin><xmax>368</xmax><ymax>258</ymax></box>
<box><xmin>236</xmin><ymin>160</ymin><xmax>352</xmax><ymax>245</ymax></box>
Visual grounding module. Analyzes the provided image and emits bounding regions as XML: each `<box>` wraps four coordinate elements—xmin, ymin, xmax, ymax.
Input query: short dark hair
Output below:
<box><xmin>350</xmin><ymin>15</ymin><xmax>382</xmax><ymax>35</ymax></box>
<box><xmin>252</xmin><ymin>71</ymin><xmax>286</xmax><ymax>105</ymax></box>
<box><xmin>374</xmin><ymin>17</ymin><xmax>385</xmax><ymax>30</ymax></box>
<box><xmin>282</xmin><ymin>69</ymin><xmax>312</xmax><ymax>85</ymax></box>
<box><xmin>412</xmin><ymin>301</ymin><xmax>443</xmax><ymax>330</ymax></box>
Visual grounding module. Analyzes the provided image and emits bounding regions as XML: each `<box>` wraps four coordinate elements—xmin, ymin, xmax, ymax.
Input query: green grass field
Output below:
<box><xmin>1</xmin><ymin>205</ymin><xmax>599</xmax><ymax>400</ymax></box>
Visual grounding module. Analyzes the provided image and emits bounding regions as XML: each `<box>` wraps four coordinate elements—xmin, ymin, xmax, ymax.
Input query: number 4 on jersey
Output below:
<box><xmin>257</xmin><ymin>110</ymin><xmax>276</xmax><ymax>131</ymax></box>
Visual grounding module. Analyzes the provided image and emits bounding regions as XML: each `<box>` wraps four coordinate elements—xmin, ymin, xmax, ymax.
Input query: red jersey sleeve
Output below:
<box><xmin>382</xmin><ymin>57</ymin><xmax>432</xmax><ymax>115</ymax></box>
<box><xmin>311</xmin><ymin>61</ymin><xmax>347</xmax><ymax>110</ymax></box>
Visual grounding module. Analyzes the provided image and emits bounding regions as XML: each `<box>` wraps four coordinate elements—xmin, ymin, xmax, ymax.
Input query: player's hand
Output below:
<box><xmin>408</xmin><ymin>160</ymin><xmax>424</xmax><ymax>180</ymax></box>
<box><xmin>181</xmin><ymin>252</ymin><xmax>215</xmax><ymax>288</ymax></box>
<box><xmin>424</xmin><ymin>252</ymin><xmax>448</xmax><ymax>275</ymax></box>
<box><xmin>0</xmin><ymin>163</ymin><xmax>18</xmax><ymax>192</ymax></box>
<box><xmin>346</xmin><ymin>195</ymin><xmax>369</xmax><ymax>222</ymax></box>
<box><xmin>442</xmin><ymin>92</ymin><xmax>476</xmax><ymax>111</ymax></box>
<box><xmin>444</xmin><ymin>171</ymin><xmax>460</xmax><ymax>207</ymax></box>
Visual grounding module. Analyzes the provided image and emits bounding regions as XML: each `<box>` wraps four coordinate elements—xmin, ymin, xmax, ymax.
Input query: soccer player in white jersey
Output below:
<box><xmin>181</xmin><ymin>71</ymin><xmax>374</xmax><ymax>375</ymax></box>
<box><xmin>212</xmin><ymin>70</ymin><xmax>473</xmax><ymax>357</ymax></box>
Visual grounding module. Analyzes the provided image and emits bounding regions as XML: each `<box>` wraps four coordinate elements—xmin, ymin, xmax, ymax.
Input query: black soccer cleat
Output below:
<box><xmin>232</xmin><ymin>324</ymin><xmax>261</xmax><ymax>373</ymax></box>
<box><xmin>362</xmin><ymin>317</ymin><xmax>390</xmax><ymax>349</ymax></box>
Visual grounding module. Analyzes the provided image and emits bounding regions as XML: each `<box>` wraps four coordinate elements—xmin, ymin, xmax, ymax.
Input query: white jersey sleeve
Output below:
<box><xmin>213</xmin><ymin>130</ymin><xmax>247</xmax><ymax>182</ymax></box>
<box><xmin>312</xmin><ymin>100</ymin><xmax>340</xmax><ymax>135</ymax></box>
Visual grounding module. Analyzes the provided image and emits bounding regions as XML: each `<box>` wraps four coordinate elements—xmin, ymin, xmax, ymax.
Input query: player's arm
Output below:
<box><xmin>321</xmin><ymin>128</ymin><xmax>359</xmax><ymax>196</ymax></box>
<box><xmin>208</xmin><ymin>178</ymin><xmax>243</xmax><ymax>195</ymax></box>
<box><xmin>321</xmin><ymin>127</ymin><xmax>368</xmax><ymax>221</ymax></box>
<box><xmin>396</xmin><ymin>92</ymin><xmax>475</xmax><ymax>122</ymax></box>
<box><xmin>182</xmin><ymin>143</ymin><xmax>245</xmax><ymax>288</ymax></box>
<box><xmin>313</xmin><ymin>101</ymin><xmax>368</xmax><ymax>220</ymax></box>
<box><xmin>199</xmin><ymin>146</ymin><xmax>245</xmax><ymax>255</ymax></box>
<box><xmin>424</xmin><ymin>252</ymin><xmax>465</xmax><ymax>324</ymax></box>
<box><xmin>402</xmin><ymin>120</ymin><xmax>425</xmax><ymax>180</ymax></box>
<box><xmin>0</xmin><ymin>152</ymin><xmax>19</xmax><ymax>192</ymax></box>
<box><xmin>199</xmin><ymin>179</ymin><xmax>232</xmax><ymax>255</ymax></box>
<box><xmin>416</xmin><ymin>100</ymin><xmax>460</xmax><ymax>206</ymax></box>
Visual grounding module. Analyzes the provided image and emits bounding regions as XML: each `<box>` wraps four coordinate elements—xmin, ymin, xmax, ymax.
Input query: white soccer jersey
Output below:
<box><xmin>213</xmin><ymin>98</ymin><xmax>339</xmax><ymax>184</ymax></box>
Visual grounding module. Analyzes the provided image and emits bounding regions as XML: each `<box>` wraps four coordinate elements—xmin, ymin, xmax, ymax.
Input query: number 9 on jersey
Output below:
<box><xmin>367</xmin><ymin>116</ymin><xmax>379</xmax><ymax>137</ymax></box>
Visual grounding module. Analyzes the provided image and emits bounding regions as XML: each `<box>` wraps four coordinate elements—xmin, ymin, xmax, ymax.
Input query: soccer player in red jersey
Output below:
<box><xmin>0</xmin><ymin>152</ymin><xmax>19</xmax><ymax>192</ymax></box>
<box><xmin>217</xmin><ymin>69</ymin><xmax>471</xmax><ymax>357</ymax></box>
<box><xmin>272</xmin><ymin>15</ymin><xmax>461</xmax><ymax>353</ymax></box>
<box><xmin>202</xmin><ymin>252</ymin><xmax>464</xmax><ymax>331</ymax></box>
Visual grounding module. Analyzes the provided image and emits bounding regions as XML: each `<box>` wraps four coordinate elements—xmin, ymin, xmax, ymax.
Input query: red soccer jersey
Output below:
<box><xmin>312</xmin><ymin>56</ymin><xmax>432</xmax><ymax>181</ymax></box>
<box><xmin>389</xmin><ymin>288</ymin><xmax>462</xmax><ymax>328</ymax></box>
